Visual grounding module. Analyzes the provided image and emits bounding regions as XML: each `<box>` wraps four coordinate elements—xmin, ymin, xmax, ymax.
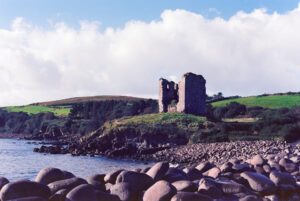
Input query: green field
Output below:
<box><xmin>212</xmin><ymin>95</ymin><xmax>300</xmax><ymax>109</ymax></box>
<box><xmin>3</xmin><ymin>105</ymin><xmax>71</xmax><ymax>117</ymax></box>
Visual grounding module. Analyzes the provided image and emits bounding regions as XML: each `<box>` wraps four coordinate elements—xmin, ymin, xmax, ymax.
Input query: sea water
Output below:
<box><xmin>0</xmin><ymin>138</ymin><xmax>153</xmax><ymax>181</ymax></box>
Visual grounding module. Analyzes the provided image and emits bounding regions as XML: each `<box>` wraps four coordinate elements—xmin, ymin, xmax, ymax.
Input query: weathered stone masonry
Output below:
<box><xmin>159</xmin><ymin>72</ymin><xmax>206</xmax><ymax>116</ymax></box>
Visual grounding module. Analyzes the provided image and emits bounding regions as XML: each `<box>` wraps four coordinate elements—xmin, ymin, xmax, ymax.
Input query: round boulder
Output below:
<box><xmin>172</xmin><ymin>180</ymin><xmax>197</xmax><ymax>192</ymax></box>
<box><xmin>249</xmin><ymin>155</ymin><xmax>265</xmax><ymax>166</ymax></box>
<box><xmin>87</xmin><ymin>174</ymin><xmax>105</xmax><ymax>192</ymax></box>
<box><xmin>49</xmin><ymin>188</ymin><xmax>69</xmax><ymax>201</ymax></box>
<box><xmin>203</xmin><ymin>167</ymin><xmax>221</xmax><ymax>179</ymax></box>
<box><xmin>269</xmin><ymin>170</ymin><xmax>296</xmax><ymax>186</ymax></box>
<box><xmin>116</xmin><ymin>171</ymin><xmax>153</xmax><ymax>192</ymax></box>
<box><xmin>143</xmin><ymin>180</ymin><xmax>176</xmax><ymax>201</ymax></box>
<box><xmin>6</xmin><ymin>197</ymin><xmax>47</xmax><ymax>201</ymax></box>
<box><xmin>66</xmin><ymin>184</ymin><xmax>98</xmax><ymax>201</ymax></box>
<box><xmin>162</xmin><ymin>168</ymin><xmax>188</xmax><ymax>183</ymax></box>
<box><xmin>171</xmin><ymin>192</ymin><xmax>213</xmax><ymax>201</ymax></box>
<box><xmin>110</xmin><ymin>182</ymin><xmax>137</xmax><ymax>201</ymax></box>
<box><xmin>35</xmin><ymin>167</ymin><xmax>65</xmax><ymax>185</ymax></box>
<box><xmin>146</xmin><ymin>162</ymin><xmax>169</xmax><ymax>181</ymax></box>
<box><xmin>198</xmin><ymin>178</ymin><xmax>222</xmax><ymax>199</ymax></box>
<box><xmin>48</xmin><ymin>177</ymin><xmax>87</xmax><ymax>194</ymax></box>
<box><xmin>0</xmin><ymin>177</ymin><xmax>9</xmax><ymax>191</ymax></box>
<box><xmin>0</xmin><ymin>180</ymin><xmax>51</xmax><ymax>201</ymax></box>
<box><xmin>239</xmin><ymin>195</ymin><xmax>263</xmax><ymax>201</ymax></box>
<box><xmin>104</xmin><ymin>169</ymin><xmax>124</xmax><ymax>184</ymax></box>
<box><xmin>240</xmin><ymin>171</ymin><xmax>275</xmax><ymax>195</ymax></box>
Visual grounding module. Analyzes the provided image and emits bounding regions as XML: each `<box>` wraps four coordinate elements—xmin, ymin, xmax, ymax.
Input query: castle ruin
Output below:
<box><xmin>159</xmin><ymin>72</ymin><xmax>206</xmax><ymax>116</ymax></box>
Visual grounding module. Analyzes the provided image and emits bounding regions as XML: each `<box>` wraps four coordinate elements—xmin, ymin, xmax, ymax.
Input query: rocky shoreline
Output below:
<box><xmin>0</xmin><ymin>149</ymin><xmax>299</xmax><ymax>201</ymax></box>
<box><xmin>33</xmin><ymin>140</ymin><xmax>299</xmax><ymax>166</ymax></box>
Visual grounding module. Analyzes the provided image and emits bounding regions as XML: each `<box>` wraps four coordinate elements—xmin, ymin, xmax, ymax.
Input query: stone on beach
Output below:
<box><xmin>65</xmin><ymin>184</ymin><xmax>98</xmax><ymax>201</ymax></box>
<box><xmin>143</xmin><ymin>180</ymin><xmax>176</xmax><ymax>201</ymax></box>
<box><xmin>48</xmin><ymin>177</ymin><xmax>87</xmax><ymax>194</ymax></box>
<box><xmin>110</xmin><ymin>182</ymin><xmax>137</xmax><ymax>201</ymax></box>
<box><xmin>0</xmin><ymin>177</ymin><xmax>9</xmax><ymax>191</ymax></box>
<box><xmin>146</xmin><ymin>162</ymin><xmax>169</xmax><ymax>181</ymax></box>
<box><xmin>170</xmin><ymin>192</ymin><xmax>213</xmax><ymax>201</ymax></box>
<box><xmin>240</xmin><ymin>171</ymin><xmax>276</xmax><ymax>195</ymax></box>
<box><xmin>116</xmin><ymin>171</ymin><xmax>154</xmax><ymax>192</ymax></box>
<box><xmin>0</xmin><ymin>180</ymin><xmax>51</xmax><ymax>201</ymax></box>
<box><xmin>35</xmin><ymin>167</ymin><xmax>66</xmax><ymax>185</ymax></box>
<box><xmin>6</xmin><ymin>196</ymin><xmax>47</xmax><ymax>201</ymax></box>
<box><xmin>104</xmin><ymin>169</ymin><xmax>124</xmax><ymax>184</ymax></box>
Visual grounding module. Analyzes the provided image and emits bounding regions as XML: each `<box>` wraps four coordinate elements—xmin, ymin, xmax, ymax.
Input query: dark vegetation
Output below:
<box><xmin>202</xmin><ymin>102</ymin><xmax>300</xmax><ymax>143</ymax></box>
<box><xmin>0</xmin><ymin>99</ymin><xmax>158</xmax><ymax>139</ymax></box>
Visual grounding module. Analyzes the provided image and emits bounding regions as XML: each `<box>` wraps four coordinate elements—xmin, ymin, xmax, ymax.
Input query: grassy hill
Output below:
<box><xmin>31</xmin><ymin>95</ymin><xmax>148</xmax><ymax>106</ymax></box>
<box><xmin>2</xmin><ymin>95</ymin><xmax>152</xmax><ymax>117</ymax></box>
<box><xmin>85</xmin><ymin>113</ymin><xmax>208</xmax><ymax>146</ymax></box>
<box><xmin>212</xmin><ymin>94</ymin><xmax>300</xmax><ymax>109</ymax></box>
<box><xmin>3</xmin><ymin>105</ymin><xmax>71</xmax><ymax>117</ymax></box>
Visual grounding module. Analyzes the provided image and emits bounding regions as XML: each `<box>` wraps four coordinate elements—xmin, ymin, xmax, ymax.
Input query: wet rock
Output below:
<box><xmin>183</xmin><ymin>167</ymin><xmax>202</xmax><ymax>181</ymax></box>
<box><xmin>48</xmin><ymin>177</ymin><xmax>87</xmax><ymax>194</ymax></box>
<box><xmin>170</xmin><ymin>192</ymin><xmax>213</xmax><ymax>201</ymax></box>
<box><xmin>275</xmin><ymin>184</ymin><xmax>295</xmax><ymax>200</ymax></box>
<box><xmin>62</xmin><ymin>171</ymin><xmax>75</xmax><ymax>179</ymax></box>
<box><xmin>279</xmin><ymin>158</ymin><xmax>298</xmax><ymax>173</ymax></box>
<box><xmin>215</xmin><ymin>180</ymin><xmax>248</xmax><ymax>194</ymax></box>
<box><xmin>264</xmin><ymin>195</ymin><xmax>279</xmax><ymax>201</ymax></box>
<box><xmin>140</xmin><ymin>167</ymin><xmax>150</xmax><ymax>174</ymax></box>
<box><xmin>249</xmin><ymin>155</ymin><xmax>265</xmax><ymax>166</ymax></box>
<box><xmin>116</xmin><ymin>171</ymin><xmax>153</xmax><ymax>192</ymax></box>
<box><xmin>220</xmin><ymin>162</ymin><xmax>233</xmax><ymax>173</ymax></box>
<box><xmin>104</xmin><ymin>169</ymin><xmax>124</xmax><ymax>184</ymax></box>
<box><xmin>0</xmin><ymin>180</ymin><xmax>51</xmax><ymax>201</ymax></box>
<box><xmin>65</xmin><ymin>184</ymin><xmax>98</xmax><ymax>201</ymax></box>
<box><xmin>172</xmin><ymin>180</ymin><xmax>197</xmax><ymax>192</ymax></box>
<box><xmin>0</xmin><ymin>177</ymin><xmax>9</xmax><ymax>191</ymax></box>
<box><xmin>240</xmin><ymin>171</ymin><xmax>275</xmax><ymax>195</ymax></box>
<box><xmin>87</xmin><ymin>174</ymin><xmax>106</xmax><ymax>191</ymax></box>
<box><xmin>35</xmin><ymin>167</ymin><xmax>65</xmax><ymax>185</ymax></box>
<box><xmin>95</xmin><ymin>190</ymin><xmax>122</xmax><ymax>201</ymax></box>
<box><xmin>203</xmin><ymin>167</ymin><xmax>221</xmax><ymax>179</ymax></box>
<box><xmin>146</xmin><ymin>162</ymin><xmax>169</xmax><ymax>181</ymax></box>
<box><xmin>7</xmin><ymin>197</ymin><xmax>47</xmax><ymax>201</ymax></box>
<box><xmin>239</xmin><ymin>195</ymin><xmax>263</xmax><ymax>201</ymax></box>
<box><xmin>48</xmin><ymin>188</ymin><xmax>69</xmax><ymax>201</ymax></box>
<box><xmin>105</xmin><ymin>183</ymin><xmax>113</xmax><ymax>192</ymax></box>
<box><xmin>269</xmin><ymin>170</ymin><xmax>296</xmax><ymax>185</ymax></box>
<box><xmin>262</xmin><ymin>164</ymin><xmax>272</xmax><ymax>174</ymax></box>
<box><xmin>198</xmin><ymin>178</ymin><xmax>222</xmax><ymax>199</ymax></box>
<box><xmin>232</xmin><ymin>164</ymin><xmax>252</xmax><ymax>173</ymax></box>
<box><xmin>162</xmin><ymin>168</ymin><xmax>188</xmax><ymax>183</ymax></box>
<box><xmin>196</xmin><ymin>162</ymin><xmax>214</xmax><ymax>173</ymax></box>
<box><xmin>143</xmin><ymin>180</ymin><xmax>176</xmax><ymax>201</ymax></box>
<box><xmin>110</xmin><ymin>182</ymin><xmax>137</xmax><ymax>201</ymax></box>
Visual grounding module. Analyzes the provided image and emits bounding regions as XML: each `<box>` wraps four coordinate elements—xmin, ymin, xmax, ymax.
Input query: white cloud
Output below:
<box><xmin>1</xmin><ymin>6</ymin><xmax>300</xmax><ymax>106</ymax></box>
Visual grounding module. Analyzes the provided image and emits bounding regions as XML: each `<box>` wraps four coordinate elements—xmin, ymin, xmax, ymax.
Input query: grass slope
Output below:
<box><xmin>3</xmin><ymin>106</ymin><xmax>71</xmax><ymax>117</ymax></box>
<box><xmin>33</xmin><ymin>95</ymin><xmax>148</xmax><ymax>106</ymax></box>
<box><xmin>91</xmin><ymin>113</ymin><xmax>207</xmax><ymax>144</ymax></box>
<box><xmin>212</xmin><ymin>94</ymin><xmax>300</xmax><ymax>109</ymax></box>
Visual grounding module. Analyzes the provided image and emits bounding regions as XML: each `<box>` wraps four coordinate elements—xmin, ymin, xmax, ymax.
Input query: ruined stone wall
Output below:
<box><xmin>158</xmin><ymin>79</ymin><xmax>178</xmax><ymax>113</ymax></box>
<box><xmin>177</xmin><ymin>73</ymin><xmax>206</xmax><ymax>115</ymax></box>
<box><xmin>159</xmin><ymin>72</ymin><xmax>206</xmax><ymax>116</ymax></box>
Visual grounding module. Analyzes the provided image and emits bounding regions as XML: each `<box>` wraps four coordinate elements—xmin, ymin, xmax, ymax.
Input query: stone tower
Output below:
<box><xmin>158</xmin><ymin>72</ymin><xmax>206</xmax><ymax>116</ymax></box>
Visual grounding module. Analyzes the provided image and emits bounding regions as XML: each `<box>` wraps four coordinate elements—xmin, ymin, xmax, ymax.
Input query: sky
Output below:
<box><xmin>0</xmin><ymin>0</ymin><xmax>300</xmax><ymax>106</ymax></box>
